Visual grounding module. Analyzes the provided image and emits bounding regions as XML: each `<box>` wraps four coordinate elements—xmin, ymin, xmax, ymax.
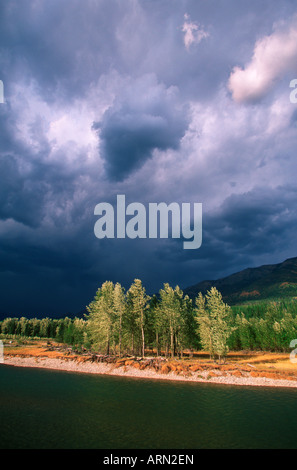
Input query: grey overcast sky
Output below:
<box><xmin>1</xmin><ymin>0</ymin><xmax>297</xmax><ymax>316</ymax></box>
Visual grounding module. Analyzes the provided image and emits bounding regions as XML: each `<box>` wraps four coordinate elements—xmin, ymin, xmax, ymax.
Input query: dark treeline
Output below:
<box><xmin>232</xmin><ymin>298</ymin><xmax>297</xmax><ymax>319</ymax></box>
<box><xmin>1</xmin><ymin>280</ymin><xmax>297</xmax><ymax>358</ymax></box>
<box><xmin>0</xmin><ymin>316</ymin><xmax>87</xmax><ymax>347</ymax></box>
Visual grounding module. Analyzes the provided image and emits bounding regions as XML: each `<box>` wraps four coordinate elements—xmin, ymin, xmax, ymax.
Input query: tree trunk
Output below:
<box><xmin>106</xmin><ymin>334</ymin><xmax>110</xmax><ymax>356</ymax></box>
<box><xmin>141</xmin><ymin>326</ymin><xmax>145</xmax><ymax>358</ymax></box>
<box><xmin>119</xmin><ymin>316</ymin><xmax>122</xmax><ymax>358</ymax></box>
<box><xmin>131</xmin><ymin>332</ymin><xmax>134</xmax><ymax>355</ymax></box>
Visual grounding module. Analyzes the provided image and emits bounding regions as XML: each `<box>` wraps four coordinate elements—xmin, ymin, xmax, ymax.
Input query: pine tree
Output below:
<box><xmin>235</xmin><ymin>313</ymin><xmax>255</xmax><ymax>350</ymax></box>
<box><xmin>195</xmin><ymin>287</ymin><xmax>235</xmax><ymax>362</ymax></box>
<box><xmin>127</xmin><ymin>279</ymin><xmax>150</xmax><ymax>358</ymax></box>
<box><xmin>179</xmin><ymin>294</ymin><xmax>198</xmax><ymax>356</ymax></box>
<box><xmin>113</xmin><ymin>282</ymin><xmax>126</xmax><ymax>357</ymax></box>
<box><xmin>157</xmin><ymin>283</ymin><xmax>185</xmax><ymax>358</ymax></box>
<box><xmin>195</xmin><ymin>292</ymin><xmax>213</xmax><ymax>358</ymax></box>
<box><xmin>86</xmin><ymin>281</ymin><xmax>115</xmax><ymax>355</ymax></box>
<box><xmin>73</xmin><ymin>318</ymin><xmax>87</xmax><ymax>347</ymax></box>
<box><xmin>280</xmin><ymin>312</ymin><xmax>297</xmax><ymax>351</ymax></box>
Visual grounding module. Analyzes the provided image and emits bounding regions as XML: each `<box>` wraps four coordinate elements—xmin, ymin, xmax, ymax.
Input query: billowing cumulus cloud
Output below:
<box><xmin>228</xmin><ymin>18</ymin><xmax>297</xmax><ymax>103</ymax></box>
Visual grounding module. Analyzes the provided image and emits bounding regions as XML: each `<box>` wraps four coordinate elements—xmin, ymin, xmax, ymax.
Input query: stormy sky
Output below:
<box><xmin>1</xmin><ymin>0</ymin><xmax>297</xmax><ymax>316</ymax></box>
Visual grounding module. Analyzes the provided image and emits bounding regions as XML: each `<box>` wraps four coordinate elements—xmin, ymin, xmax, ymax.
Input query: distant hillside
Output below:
<box><xmin>184</xmin><ymin>257</ymin><xmax>297</xmax><ymax>305</ymax></box>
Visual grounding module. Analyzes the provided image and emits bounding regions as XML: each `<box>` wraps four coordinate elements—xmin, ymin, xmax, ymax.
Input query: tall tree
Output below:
<box><xmin>157</xmin><ymin>283</ymin><xmax>185</xmax><ymax>358</ymax></box>
<box><xmin>177</xmin><ymin>294</ymin><xmax>198</xmax><ymax>356</ymax></box>
<box><xmin>195</xmin><ymin>287</ymin><xmax>235</xmax><ymax>362</ymax></box>
<box><xmin>127</xmin><ymin>279</ymin><xmax>150</xmax><ymax>358</ymax></box>
<box><xmin>86</xmin><ymin>281</ymin><xmax>115</xmax><ymax>355</ymax></box>
<box><xmin>113</xmin><ymin>282</ymin><xmax>126</xmax><ymax>357</ymax></box>
<box><xmin>195</xmin><ymin>292</ymin><xmax>213</xmax><ymax>357</ymax></box>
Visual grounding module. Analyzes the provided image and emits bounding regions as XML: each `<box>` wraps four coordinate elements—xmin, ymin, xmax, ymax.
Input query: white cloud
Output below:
<box><xmin>182</xmin><ymin>13</ymin><xmax>209</xmax><ymax>50</ymax></box>
<box><xmin>228</xmin><ymin>19</ymin><xmax>297</xmax><ymax>103</ymax></box>
<box><xmin>8</xmin><ymin>79</ymin><xmax>113</xmax><ymax>167</ymax></box>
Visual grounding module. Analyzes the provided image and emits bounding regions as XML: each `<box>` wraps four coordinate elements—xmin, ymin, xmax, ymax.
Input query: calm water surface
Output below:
<box><xmin>0</xmin><ymin>364</ymin><xmax>297</xmax><ymax>449</ymax></box>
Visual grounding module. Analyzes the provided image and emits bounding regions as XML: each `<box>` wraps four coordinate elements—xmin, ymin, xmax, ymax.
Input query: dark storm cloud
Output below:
<box><xmin>0</xmin><ymin>108</ymin><xmax>49</xmax><ymax>227</ymax></box>
<box><xmin>0</xmin><ymin>154</ymin><xmax>45</xmax><ymax>227</ymax></box>
<box><xmin>0</xmin><ymin>106</ymin><xmax>89</xmax><ymax>230</ymax></box>
<box><xmin>94</xmin><ymin>75</ymin><xmax>189</xmax><ymax>181</ymax></box>
<box><xmin>150</xmin><ymin>185</ymin><xmax>297</xmax><ymax>288</ymax></box>
<box><xmin>203</xmin><ymin>189</ymin><xmax>291</xmax><ymax>266</ymax></box>
<box><xmin>0</xmin><ymin>0</ymin><xmax>126</xmax><ymax>101</ymax></box>
<box><xmin>1</xmin><ymin>0</ymin><xmax>297</xmax><ymax>316</ymax></box>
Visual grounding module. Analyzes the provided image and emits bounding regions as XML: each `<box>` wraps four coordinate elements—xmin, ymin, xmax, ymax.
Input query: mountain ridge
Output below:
<box><xmin>183</xmin><ymin>256</ymin><xmax>297</xmax><ymax>305</ymax></box>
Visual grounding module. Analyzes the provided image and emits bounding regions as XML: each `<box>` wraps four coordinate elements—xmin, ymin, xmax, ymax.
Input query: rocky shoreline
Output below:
<box><xmin>3</xmin><ymin>354</ymin><xmax>297</xmax><ymax>389</ymax></box>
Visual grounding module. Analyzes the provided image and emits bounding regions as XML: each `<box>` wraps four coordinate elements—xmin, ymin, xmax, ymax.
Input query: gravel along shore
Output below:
<box><xmin>3</xmin><ymin>355</ymin><xmax>297</xmax><ymax>389</ymax></box>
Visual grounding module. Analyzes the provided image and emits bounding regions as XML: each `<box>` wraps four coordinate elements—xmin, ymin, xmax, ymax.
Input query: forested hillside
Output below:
<box><xmin>184</xmin><ymin>257</ymin><xmax>297</xmax><ymax>304</ymax></box>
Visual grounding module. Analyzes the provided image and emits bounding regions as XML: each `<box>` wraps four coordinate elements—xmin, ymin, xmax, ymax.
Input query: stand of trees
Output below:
<box><xmin>86</xmin><ymin>279</ymin><xmax>199</xmax><ymax>358</ymax></box>
<box><xmin>0</xmin><ymin>316</ymin><xmax>87</xmax><ymax>347</ymax></box>
<box><xmin>195</xmin><ymin>288</ymin><xmax>236</xmax><ymax>362</ymax></box>
<box><xmin>2</xmin><ymin>279</ymin><xmax>297</xmax><ymax>359</ymax></box>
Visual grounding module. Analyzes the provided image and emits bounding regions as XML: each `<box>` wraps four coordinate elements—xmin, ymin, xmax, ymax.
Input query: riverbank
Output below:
<box><xmin>3</xmin><ymin>342</ymin><xmax>297</xmax><ymax>389</ymax></box>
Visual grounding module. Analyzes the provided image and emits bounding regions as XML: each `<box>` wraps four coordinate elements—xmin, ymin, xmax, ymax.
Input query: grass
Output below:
<box><xmin>3</xmin><ymin>338</ymin><xmax>297</xmax><ymax>375</ymax></box>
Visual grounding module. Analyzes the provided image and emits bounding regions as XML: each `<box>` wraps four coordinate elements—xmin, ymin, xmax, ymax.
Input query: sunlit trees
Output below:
<box><xmin>127</xmin><ymin>279</ymin><xmax>150</xmax><ymax>358</ymax></box>
<box><xmin>156</xmin><ymin>283</ymin><xmax>185</xmax><ymax>358</ymax></box>
<box><xmin>39</xmin><ymin>317</ymin><xmax>51</xmax><ymax>338</ymax></box>
<box><xmin>3</xmin><ymin>278</ymin><xmax>297</xmax><ymax>357</ymax></box>
<box><xmin>85</xmin><ymin>278</ymin><xmax>150</xmax><ymax>357</ymax></box>
<box><xmin>113</xmin><ymin>282</ymin><xmax>126</xmax><ymax>357</ymax></box>
<box><xmin>233</xmin><ymin>314</ymin><xmax>255</xmax><ymax>351</ymax></box>
<box><xmin>1</xmin><ymin>318</ymin><xmax>17</xmax><ymax>335</ymax></box>
<box><xmin>86</xmin><ymin>281</ymin><xmax>116</xmax><ymax>355</ymax></box>
<box><xmin>195</xmin><ymin>287</ymin><xmax>235</xmax><ymax>362</ymax></box>
<box><xmin>178</xmin><ymin>294</ymin><xmax>198</xmax><ymax>355</ymax></box>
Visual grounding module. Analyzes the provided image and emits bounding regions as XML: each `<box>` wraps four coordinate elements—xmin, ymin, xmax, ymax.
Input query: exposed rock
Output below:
<box><xmin>189</xmin><ymin>365</ymin><xmax>202</xmax><ymax>372</ymax></box>
<box><xmin>207</xmin><ymin>371</ymin><xmax>217</xmax><ymax>378</ymax></box>
<box><xmin>250</xmin><ymin>371</ymin><xmax>260</xmax><ymax>377</ymax></box>
<box><xmin>161</xmin><ymin>364</ymin><xmax>171</xmax><ymax>374</ymax></box>
<box><xmin>231</xmin><ymin>370</ymin><xmax>243</xmax><ymax>378</ymax></box>
<box><xmin>125</xmin><ymin>360</ymin><xmax>135</xmax><ymax>366</ymax></box>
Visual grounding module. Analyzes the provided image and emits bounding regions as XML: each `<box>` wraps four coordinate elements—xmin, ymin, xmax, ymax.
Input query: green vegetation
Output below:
<box><xmin>0</xmin><ymin>316</ymin><xmax>87</xmax><ymax>349</ymax></box>
<box><xmin>184</xmin><ymin>257</ymin><xmax>297</xmax><ymax>306</ymax></box>
<box><xmin>2</xmin><ymin>279</ymin><xmax>297</xmax><ymax>359</ymax></box>
<box><xmin>195</xmin><ymin>288</ymin><xmax>236</xmax><ymax>362</ymax></box>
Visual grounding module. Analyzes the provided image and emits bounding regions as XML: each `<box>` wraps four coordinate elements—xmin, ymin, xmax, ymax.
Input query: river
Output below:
<box><xmin>0</xmin><ymin>364</ymin><xmax>296</xmax><ymax>449</ymax></box>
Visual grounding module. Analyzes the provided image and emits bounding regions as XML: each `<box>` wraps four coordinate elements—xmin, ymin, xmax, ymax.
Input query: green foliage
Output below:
<box><xmin>85</xmin><ymin>281</ymin><xmax>117</xmax><ymax>355</ymax></box>
<box><xmin>0</xmin><ymin>316</ymin><xmax>88</xmax><ymax>348</ymax></box>
<box><xmin>195</xmin><ymin>287</ymin><xmax>235</xmax><ymax>361</ymax></box>
<box><xmin>156</xmin><ymin>283</ymin><xmax>184</xmax><ymax>357</ymax></box>
<box><xmin>2</xmin><ymin>281</ymin><xmax>297</xmax><ymax>356</ymax></box>
<box><xmin>126</xmin><ymin>279</ymin><xmax>150</xmax><ymax>357</ymax></box>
